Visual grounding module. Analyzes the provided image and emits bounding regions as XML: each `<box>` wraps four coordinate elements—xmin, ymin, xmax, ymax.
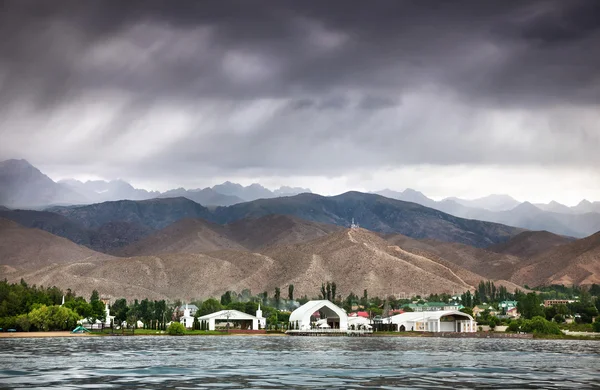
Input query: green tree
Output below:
<box><xmin>361</xmin><ymin>289</ymin><xmax>368</xmax><ymax>308</ymax></box>
<box><xmin>544</xmin><ymin>305</ymin><xmax>557</xmax><ymax>321</ymax></box>
<box><xmin>28</xmin><ymin>305</ymin><xmax>80</xmax><ymax>331</ymax></box>
<box><xmin>488</xmin><ymin>316</ymin><xmax>499</xmax><ymax>330</ymax></box>
<box><xmin>326</xmin><ymin>282</ymin><xmax>332</xmax><ymax>301</ymax></box>
<box><xmin>111</xmin><ymin>298</ymin><xmax>129</xmax><ymax>325</ymax></box>
<box><xmin>64</xmin><ymin>297</ymin><xmax>93</xmax><ymax>320</ymax></box>
<box><xmin>288</xmin><ymin>284</ymin><xmax>294</xmax><ymax>301</ymax></box>
<box><xmin>517</xmin><ymin>293</ymin><xmax>544</xmax><ymax>319</ymax></box>
<box><xmin>199</xmin><ymin>298</ymin><xmax>223</xmax><ymax>316</ymax></box>
<box><xmin>521</xmin><ymin>316</ymin><xmax>561</xmax><ymax>335</ymax></box>
<box><xmin>220</xmin><ymin>291</ymin><xmax>232</xmax><ymax>306</ymax></box>
<box><xmin>593</xmin><ymin>318</ymin><xmax>600</xmax><ymax>333</ymax></box>
<box><xmin>461</xmin><ymin>290</ymin><xmax>473</xmax><ymax>308</ymax></box>
<box><xmin>262</xmin><ymin>291</ymin><xmax>268</xmax><ymax>306</ymax></box>
<box><xmin>331</xmin><ymin>282</ymin><xmax>337</xmax><ymax>302</ymax></box>
<box><xmin>89</xmin><ymin>290</ymin><xmax>105</xmax><ymax>323</ymax></box>
<box><xmin>274</xmin><ymin>287</ymin><xmax>281</xmax><ymax>309</ymax></box>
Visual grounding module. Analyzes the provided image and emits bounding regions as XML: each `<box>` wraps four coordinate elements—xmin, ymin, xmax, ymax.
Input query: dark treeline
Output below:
<box><xmin>2</xmin><ymin>279</ymin><xmax>599</xmax><ymax>333</ymax></box>
<box><xmin>0</xmin><ymin>279</ymin><xmax>104</xmax><ymax>331</ymax></box>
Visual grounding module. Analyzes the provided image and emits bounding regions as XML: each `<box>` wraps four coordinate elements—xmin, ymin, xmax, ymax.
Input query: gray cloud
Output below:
<box><xmin>0</xmin><ymin>0</ymin><xmax>599</xmax><ymax>199</ymax></box>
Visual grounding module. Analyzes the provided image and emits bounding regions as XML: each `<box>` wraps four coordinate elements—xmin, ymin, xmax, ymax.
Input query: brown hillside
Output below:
<box><xmin>117</xmin><ymin>214</ymin><xmax>342</xmax><ymax>256</ymax></box>
<box><xmin>4</xmin><ymin>251</ymin><xmax>276</xmax><ymax>302</ymax></box>
<box><xmin>116</xmin><ymin>218</ymin><xmax>245</xmax><ymax>256</ymax></box>
<box><xmin>488</xmin><ymin>230</ymin><xmax>573</xmax><ymax>259</ymax></box>
<box><xmin>261</xmin><ymin>228</ymin><xmax>475</xmax><ymax>298</ymax></box>
<box><xmin>0</xmin><ymin>218</ymin><xmax>109</xmax><ymax>271</ymax></box>
<box><xmin>385</xmin><ymin>233</ymin><xmax>523</xmax><ymax>282</ymax></box>
<box><xmin>224</xmin><ymin>214</ymin><xmax>343</xmax><ymax>250</ymax></box>
<box><xmin>5</xmin><ymin>227</ymin><xmax>486</xmax><ymax>301</ymax></box>
<box><xmin>510</xmin><ymin>231</ymin><xmax>600</xmax><ymax>286</ymax></box>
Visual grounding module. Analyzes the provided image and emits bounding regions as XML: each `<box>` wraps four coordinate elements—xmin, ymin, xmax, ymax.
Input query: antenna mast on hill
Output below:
<box><xmin>350</xmin><ymin>218</ymin><xmax>359</xmax><ymax>229</ymax></box>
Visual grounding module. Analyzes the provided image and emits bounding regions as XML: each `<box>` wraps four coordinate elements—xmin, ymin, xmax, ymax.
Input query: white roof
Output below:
<box><xmin>197</xmin><ymin>309</ymin><xmax>259</xmax><ymax>321</ymax></box>
<box><xmin>289</xmin><ymin>300</ymin><xmax>347</xmax><ymax>323</ymax></box>
<box><xmin>348</xmin><ymin>316</ymin><xmax>371</xmax><ymax>325</ymax></box>
<box><xmin>386</xmin><ymin>310</ymin><xmax>473</xmax><ymax>323</ymax></box>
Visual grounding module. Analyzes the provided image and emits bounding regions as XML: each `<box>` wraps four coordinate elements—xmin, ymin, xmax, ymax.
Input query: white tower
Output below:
<box><xmin>350</xmin><ymin>218</ymin><xmax>359</xmax><ymax>229</ymax></box>
<box><xmin>256</xmin><ymin>303</ymin><xmax>262</xmax><ymax>318</ymax></box>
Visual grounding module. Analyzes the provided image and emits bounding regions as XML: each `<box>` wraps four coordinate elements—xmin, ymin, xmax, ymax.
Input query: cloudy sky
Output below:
<box><xmin>1</xmin><ymin>0</ymin><xmax>599</xmax><ymax>205</ymax></box>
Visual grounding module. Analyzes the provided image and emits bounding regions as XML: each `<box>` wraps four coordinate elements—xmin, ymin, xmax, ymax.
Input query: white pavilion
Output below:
<box><xmin>289</xmin><ymin>300</ymin><xmax>348</xmax><ymax>331</ymax></box>
<box><xmin>195</xmin><ymin>305</ymin><xmax>266</xmax><ymax>330</ymax></box>
<box><xmin>385</xmin><ymin>310</ymin><xmax>476</xmax><ymax>332</ymax></box>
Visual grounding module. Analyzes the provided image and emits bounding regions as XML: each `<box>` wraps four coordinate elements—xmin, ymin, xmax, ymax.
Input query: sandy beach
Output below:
<box><xmin>0</xmin><ymin>331</ymin><xmax>97</xmax><ymax>338</ymax></box>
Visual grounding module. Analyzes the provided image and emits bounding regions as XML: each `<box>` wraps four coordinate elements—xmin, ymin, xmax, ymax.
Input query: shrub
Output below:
<box><xmin>593</xmin><ymin>318</ymin><xmax>600</xmax><ymax>333</ymax></box>
<box><xmin>521</xmin><ymin>316</ymin><xmax>562</xmax><ymax>335</ymax></box>
<box><xmin>167</xmin><ymin>322</ymin><xmax>186</xmax><ymax>335</ymax></box>
<box><xmin>488</xmin><ymin>317</ymin><xmax>499</xmax><ymax>329</ymax></box>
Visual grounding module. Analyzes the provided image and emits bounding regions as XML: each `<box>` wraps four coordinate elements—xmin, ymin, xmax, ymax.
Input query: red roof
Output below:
<box><xmin>356</xmin><ymin>311</ymin><xmax>369</xmax><ymax>318</ymax></box>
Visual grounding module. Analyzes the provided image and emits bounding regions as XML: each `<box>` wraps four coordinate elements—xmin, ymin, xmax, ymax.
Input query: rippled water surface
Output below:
<box><xmin>1</xmin><ymin>336</ymin><xmax>599</xmax><ymax>389</ymax></box>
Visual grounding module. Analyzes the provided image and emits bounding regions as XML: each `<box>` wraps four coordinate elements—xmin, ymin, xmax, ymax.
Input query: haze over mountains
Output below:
<box><xmin>0</xmin><ymin>159</ymin><xmax>311</xmax><ymax>209</ymax></box>
<box><xmin>374</xmin><ymin>189</ymin><xmax>600</xmax><ymax>238</ymax></box>
<box><xmin>2</xmin><ymin>160</ymin><xmax>599</xmax><ymax>239</ymax></box>
<box><xmin>1</xmin><ymin>192</ymin><xmax>521</xmax><ymax>253</ymax></box>
<box><xmin>1</xmin><ymin>161</ymin><xmax>598</xmax><ymax>300</ymax></box>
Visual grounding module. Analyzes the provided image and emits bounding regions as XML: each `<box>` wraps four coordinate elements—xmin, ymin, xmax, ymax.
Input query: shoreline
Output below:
<box><xmin>0</xmin><ymin>331</ymin><xmax>99</xmax><ymax>338</ymax></box>
<box><xmin>1</xmin><ymin>331</ymin><xmax>598</xmax><ymax>340</ymax></box>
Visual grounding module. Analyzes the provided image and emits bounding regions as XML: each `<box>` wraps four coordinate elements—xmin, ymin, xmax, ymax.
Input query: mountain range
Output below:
<box><xmin>0</xmin><ymin>191</ymin><xmax>522</xmax><ymax>254</ymax></box>
<box><xmin>0</xmin><ymin>159</ymin><xmax>311</xmax><ymax>209</ymax></box>
<box><xmin>2</xmin><ymin>212</ymin><xmax>598</xmax><ymax>302</ymax></box>
<box><xmin>2</xmin><ymin>159</ymin><xmax>599</xmax><ymax>239</ymax></box>
<box><xmin>374</xmin><ymin>189</ymin><xmax>600</xmax><ymax>238</ymax></box>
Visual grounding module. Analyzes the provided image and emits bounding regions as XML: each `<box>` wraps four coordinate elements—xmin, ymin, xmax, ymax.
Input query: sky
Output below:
<box><xmin>1</xmin><ymin>0</ymin><xmax>599</xmax><ymax>205</ymax></box>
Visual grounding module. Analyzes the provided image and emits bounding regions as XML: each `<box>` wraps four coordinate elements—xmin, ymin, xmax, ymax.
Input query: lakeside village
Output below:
<box><xmin>1</xmin><ymin>280</ymin><xmax>599</xmax><ymax>338</ymax></box>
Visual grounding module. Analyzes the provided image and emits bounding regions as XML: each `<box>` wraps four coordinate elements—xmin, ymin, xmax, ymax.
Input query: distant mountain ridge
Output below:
<box><xmin>2</xmin><ymin>159</ymin><xmax>599</xmax><ymax>238</ymax></box>
<box><xmin>26</xmin><ymin>192</ymin><xmax>523</xmax><ymax>249</ymax></box>
<box><xmin>0</xmin><ymin>159</ymin><xmax>311</xmax><ymax>208</ymax></box>
<box><xmin>0</xmin><ymin>159</ymin><xmax>84</xmax><ymax>208</ymax></box>
<box><xmin>375</xmin><ymin>189</ymin><xmax>600</xmax><ymax>238</ymax></box>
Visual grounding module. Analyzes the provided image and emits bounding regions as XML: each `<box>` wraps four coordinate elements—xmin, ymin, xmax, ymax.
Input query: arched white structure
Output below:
<box><xmin>289</xmin><ymin>300</ymin><xmax>348</xmax><ymax>331</ymax></box>
<box><xmin>196</xmin><ymin>309</ymin><xmax>265</xmax><ymax>330</ymax></box>
<box><xmin>387</xmin><ymin>310</ymin><xmax>476</xmax><ymax>332</ymax></box>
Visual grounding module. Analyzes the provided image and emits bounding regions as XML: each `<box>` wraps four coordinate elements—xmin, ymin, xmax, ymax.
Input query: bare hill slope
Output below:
<box><xmin>116</xmin><ymin>218</ymin><xmax>245</xmax><ymax>256</ymax></box>
<box><xmin>0</xmin><ymin>218</ymin><xmax>109</xmax><ymax>271</ymax></box>
<box><xmin>510</xmin><ymin>231</ymin><xmax>600</xmax><ymax>286</ymax></box>
<box><xmin>384</xmin><ymin>233</ymin><xmax>523</xmax><ymax>282</ymax></box>
<box><xmin>488</xmin><ymin>230</ymin><xmax>573</xmax><ymax>258</ymax></box>
<box><xmin>260</xmin><ymin>228</ymin><xmax>476</xmax><ymax>298</ymax></box>
<box><xmin>4</xmin><ymin>227</ymin><xmax>491</xmax><ymax>301</ymax></box>
<box><xmin>117</xmin><ymin>215</ymin><xmax>343</xmax><ymax>256</ymax></box>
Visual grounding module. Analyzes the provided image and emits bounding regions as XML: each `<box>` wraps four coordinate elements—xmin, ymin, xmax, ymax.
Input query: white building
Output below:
<box><xmin>180</xmin><ymin>304</ymin><xmax>195</xmax><ymax>329</ymax></box>
<box><xmin>347</xmin><ymin>315</ymin><xmax>372</xmax><ymax>330</ymax></box>
<box><xmin>386</xmin><ymin>310</ymin><xmax>476</xmax><ymax>332</ymax></box>
<box><xmin>289</xmin><ymin>300</ymin><xmax>348</xmax><ymax>331</ymax></box>
<box><xmin>104</xmin><ymin>302</ymin><xmax>115</xmax><ymax>327</ymax></box>
<box><xmin>196</xmin><ymin>306</ymin><xmax>266</xmax><ymax>331</ymax></box>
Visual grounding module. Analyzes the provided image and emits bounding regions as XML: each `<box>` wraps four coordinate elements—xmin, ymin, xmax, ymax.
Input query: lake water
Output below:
<box><xmin>0</xmin><ymin>336</ymin><xmax>599</xmax><ymax>389</ymax></box>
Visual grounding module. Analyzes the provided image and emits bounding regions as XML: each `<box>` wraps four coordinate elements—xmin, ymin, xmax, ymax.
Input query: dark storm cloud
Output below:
<box><xmin>0</xmin><ymin>0</ymin><xmax>599</xmax><ymax>185</ymax></box>
<box><xmin>1</xmin><ymin>0</ymin><xmax>598</xmax><ymax>108</ymax></box>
